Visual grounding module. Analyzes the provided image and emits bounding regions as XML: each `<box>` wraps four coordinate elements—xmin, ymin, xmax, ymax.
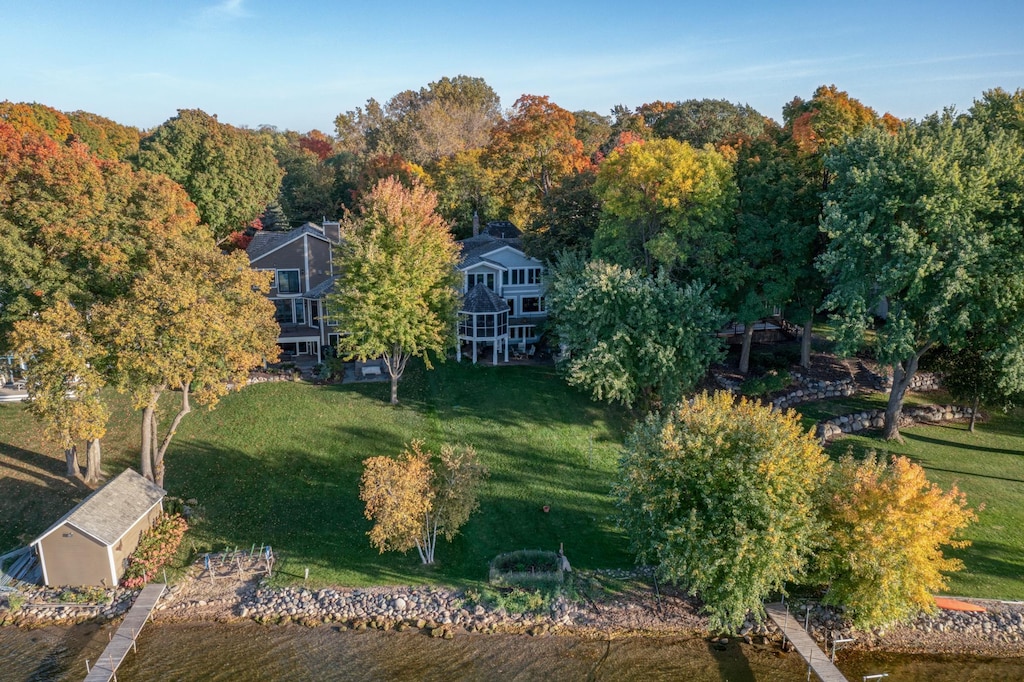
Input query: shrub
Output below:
<box><xmin>494</xmin><ymin>586</ymin><xmax>549</xmax><ymax>614</ymax></box>
<box><xmin>120</xmin><ymin>513</ymin><xmax>188</xmax><ymax>589</ymax></box>
<box><xmin>489</xmin><ymin>549</ymin><xmax>564</xmax><ymax>591</ymax></box>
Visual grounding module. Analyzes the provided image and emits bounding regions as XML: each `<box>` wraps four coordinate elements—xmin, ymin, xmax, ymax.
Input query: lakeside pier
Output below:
<box><xmin>765</xmin><ymin>601</ymin><xmax>848</xmax><ymax>682</ymax></box>
<box><xmin>84</xmin><ymin>583</ymin><xmax>165</xmax><ymax>682</ymax></box>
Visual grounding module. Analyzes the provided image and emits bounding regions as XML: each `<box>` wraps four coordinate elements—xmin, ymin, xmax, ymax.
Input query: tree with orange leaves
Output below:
<box><xmin>487</xmin><ymin>95</ymin><xmax>590</xmax><ymax>226</ymax></box>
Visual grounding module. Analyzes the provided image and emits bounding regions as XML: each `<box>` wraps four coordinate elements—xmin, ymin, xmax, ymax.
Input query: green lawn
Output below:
<box><xmin>797</xmin><ymin>399</ymin><xmax>1024</xmax><ymax>600</ymax></box>
<box><xmin>1</xmin><ymin>362</ymin><xmax>634</xmax><ymax>588</ymax></box>
<box><xmin>4</xmin><ymin>363</ymin><xmax>1023</xmax><ymax>600</ymax></box>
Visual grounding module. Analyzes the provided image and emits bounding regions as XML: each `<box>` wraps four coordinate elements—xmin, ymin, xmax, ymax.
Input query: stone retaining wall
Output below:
<box><xmin>772</xmin><ymin>377</ymin><xmax>857</xmax><ymax>410</ymax></box>
<box><xmin>816</xmin><ymin>404</ymin><xmax>974</xmax><ymax>442</ymax></box>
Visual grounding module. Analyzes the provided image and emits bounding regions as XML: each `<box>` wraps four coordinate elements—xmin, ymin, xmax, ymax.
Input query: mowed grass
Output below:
<box><xmin>1</xmin><ymin>361</ymin><xmax>633</xmax><ymax>588</ymax></box>
<box><xmin>797</xmin><ymin>398</ymin><xmax>1024</xmax><ymax>600</ymax></box>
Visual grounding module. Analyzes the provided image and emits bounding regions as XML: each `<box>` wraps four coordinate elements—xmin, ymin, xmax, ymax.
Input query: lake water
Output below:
<box><xmin>3</xmin><ymin>622</ymin><xmax>1024</xmax><ymax>681</ymax></box>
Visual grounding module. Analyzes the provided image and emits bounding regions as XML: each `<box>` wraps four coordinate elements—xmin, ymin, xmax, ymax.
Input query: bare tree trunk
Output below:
<box><xmin>801</xmin><ymin>317</ymin><xmax>813</xmax><ymax>369</ymax></box>
<box><xmin>140</xmin><ymin>403</ymin><xmax>155</xmax><ymax>481</ymax></box>
<box><xmin>738</xmin><ymin>324</ymin><xmax>755</xmax><ymax>375</ymax></box>
<box><xmin>84</xmin><ymin>439</ymin><xmax>102</xmax><ymax>485</ymax></box>
<box><xmin>969</xmin><ymin>395</ymin><xmax>980</xmax><ymax>433</ymax></box>
<box><xmin>383</xmin><ymin>345</ymin><xmax>409</xmax><ymax>406</ymax></box>
<box><xmin>154</xmin><ymin>385</ymin><xmax>191</xmax><ymax>489</ymax></box>
<box><xmin>883</xmin><ymin>348</ymin><xmax>928</xmax><ymax>441</ymax></box>
<box><xmin>65</xmin><ymin>445</ymin><xmax>81</xmax><ymax>478</ymax></box>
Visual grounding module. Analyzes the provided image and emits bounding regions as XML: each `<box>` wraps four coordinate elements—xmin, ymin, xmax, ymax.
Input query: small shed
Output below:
<box><xmin>32</xmin><ymin>469</ymin><xmax>166</xmax><ymax>587</ymax></box>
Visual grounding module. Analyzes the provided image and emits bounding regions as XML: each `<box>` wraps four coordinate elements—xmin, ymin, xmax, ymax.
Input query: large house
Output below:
<box><xmin>456</xmin><ymin>222</ymin><xmax>547</xmax><ymax>364</ymax></box>
<box><xmin>246</xmin><ymin>221</ymin><xmax>341</xmax><ymax>363</ymax></box>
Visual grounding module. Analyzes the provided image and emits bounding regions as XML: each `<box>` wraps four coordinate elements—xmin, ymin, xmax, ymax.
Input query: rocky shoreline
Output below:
<box><xmin>4</xmin><ymin>569</ymin><xmax>1024</xmax><ymax>658</ymax></box>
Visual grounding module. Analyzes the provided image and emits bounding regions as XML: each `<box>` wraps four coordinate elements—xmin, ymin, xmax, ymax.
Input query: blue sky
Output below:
<box><xmin>3</xmin><ymin>0</ymin><xmax>1022</xmax><ymax>132</ymax></box>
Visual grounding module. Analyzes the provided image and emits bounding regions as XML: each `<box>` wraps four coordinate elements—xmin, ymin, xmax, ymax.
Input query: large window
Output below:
<box><xmin>476</xmin><ymin>314</ymin><xmax>495</xmax><ymax>338</ymax></box>
<box><xmin>459</xmin><ymin>314</ymin><xmax>472</xmax><ymax>336</ymax></box>
<box><xmin>511</xmin><ymin>267</ymin><xmax>542</xmax><ymax>285</ymax></box>
<box><xmin>309</xmin><ymin>300</ymin><xmax>320</xmax><ymax>327</ymax></box>
<box><xmin>468</xmin><ymin>273</ymin><xmax>495</xmax><ymax>291</ymax></box>
<box><xmin>277</xmin><ymin>269</ymin><xmax>300</xmax><ymax>294</ymax></box>
<box><xmin>521</xmin><ymin>296</ymin><xmax>544</xmax><ymax>314</ymax></box>
<box><xmin>273</xmin><ymin>299</ymin><xmax>293</xmax><ymax>324</ymax></box>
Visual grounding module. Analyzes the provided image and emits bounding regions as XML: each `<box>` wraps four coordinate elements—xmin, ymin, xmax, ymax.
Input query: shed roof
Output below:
<box><xmin>33</xmin><ymin>469</ymin><xmax>165</xmax><ymax>548</ymax></box>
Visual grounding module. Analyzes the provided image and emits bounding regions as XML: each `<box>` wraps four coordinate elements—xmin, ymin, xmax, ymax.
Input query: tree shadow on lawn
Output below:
<box><xmin>322</xmin><ymin>363</ymin><xmax>630</xmax><ymax>436</ymax></box>
<box><xmin>946</xmin><ymin>540</ymin><xmax>1024</xmax><ymax>598</ymax></box>
<box><xmin>166</xmin><ymin>436</ymin><xmax>630</xmax><ymax>586</ymax></box>
<box><xmin>0</xmin><ymin>442</ymin><xmax>92</xmax><ymax>551</ymax></box>
<box><xmin>903</xmin><ymin>431</ymin><xmax>1024</xmax><ymax>458</ymax></box>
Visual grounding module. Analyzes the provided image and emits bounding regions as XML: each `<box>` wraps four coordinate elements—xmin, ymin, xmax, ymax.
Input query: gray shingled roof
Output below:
<box><xmin>461</xmin><ymin>284</ymin><xmax>510</xmax><ymax>314</ymax></box>
<box><xmin>458</xmin><ymin>233</ymin><xmax>522</xmax><ymax>269</ymax></box>
<box><xmin>34</xmin><ymin>469</ymin><xmax>165</xmax><ymax>547</ymax></box>
<box><xmin>303</xmin><ymin>275</ymin><xmax>338</xmax><ymax>299</ymax></box>
<box><xmin>483</xmin><ymin>220</ymin><xmax>521</xmax><ymax>239</ymax></box>
<box><xmin>247</xmin><ymin>223</ymin><xmax>328</xmax><ymax>262</ymax></box>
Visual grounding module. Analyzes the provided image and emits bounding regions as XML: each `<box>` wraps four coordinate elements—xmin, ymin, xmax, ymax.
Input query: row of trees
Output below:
<box><xmin>616</xmin><ymin>392</ymin><xmax>976</xmax><ymax>631</ymax></box>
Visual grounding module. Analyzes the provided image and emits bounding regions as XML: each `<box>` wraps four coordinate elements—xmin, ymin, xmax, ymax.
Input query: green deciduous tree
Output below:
<box><xmin>819</xmin><ymin>114</ymin><xmax>1024</xmax><ymax>440</ymax></box>
<box><xmin>814</xmin><ymin>453</ymin><xmax>976</xmax><ymax>628</ymax></box>
<box><xmin>327</xmin><ymin>177</ymin><xmax>461</xmax><ymax>405</ymax></box>
<box><xmin>651</xmin><ymin>99</ymin><xmax>768</xmax><ymax>148</ymax></box>
<box><xmin>932</xmin><ymin>332</ymin><xmax>1024</xmax><ymax>431</ymax></box>
<box><xmin>134</xmin><ymin>109</ymin><xmax>284</xmax><ymax>240</ymax></box>
<box><xmin>546</xmin><ymin>254</ymin><xmax>724</xmax><ymax>411</ymax></box>
<box><xmin>360</xmin><ymin>440</ymin><xmax>487</xmax><ymax>564</ymax></box>
<box><xmin>614</xmin><ymin>391</ymin><xmax>828</xmax><ymax>632</ymax></box>
<box><xmin>732</xmin><ymin>133</ymin><xmax>821</xmax><ymax>373</ymax></box>
<box><xmin>429</xmin><ymin>148</ymin><xmax>503</xmax><ymax>239</ymax></box>
<box><xmin>522</xmin><ymin>169</ymin><xmax>601</xmax><ymax>264</ymax></box>
<box><xmin>591</xmin><ymin>138</ymin><xmax>737</xmax><ymax>280</ymax></box>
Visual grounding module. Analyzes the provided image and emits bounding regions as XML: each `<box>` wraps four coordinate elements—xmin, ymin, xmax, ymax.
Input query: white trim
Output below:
<box><xmin>461</xmin><ymin>261</ymin><xmax>507</xmax><ymax>273</ymax></box>
<box><xmin>35</xmin><ymin>543</ymin><xmax>49</xmax><ymax>587</ymax></box>
<box><xmin>463</xmin><ymin>244</ymin><xmax>541</xmax><ymax>267</ymax></box>
<box><xmin>303</xmin><ymin>235</ymin><xmax>311</xmax><ymax>293</ymax></box>
<box><xmin>248</xmin><ymin>229</ymin><xmax>332</xmax><ymax>264</ymax></box>
<box><xmin>107</xmin><ymin>545</ymin><xmax>118</xmax><ymax>586</ymax></box>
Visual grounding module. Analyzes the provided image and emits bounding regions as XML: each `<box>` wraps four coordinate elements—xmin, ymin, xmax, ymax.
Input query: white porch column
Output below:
<box><xmin>472</xmin><ymin>340</ymin><xmax>478</xmax><ymax>364</ymax></box>
<box><xmin>503</xmin><ymin>336</ymin><xmax>509</xmax><ymax>363</ymax></box>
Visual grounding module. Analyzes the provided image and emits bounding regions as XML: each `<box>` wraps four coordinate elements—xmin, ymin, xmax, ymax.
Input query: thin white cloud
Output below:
<box><xmin>202</xmin><ymin>0</ymin><xmax>250</xmax><ymax>21</ymax></box>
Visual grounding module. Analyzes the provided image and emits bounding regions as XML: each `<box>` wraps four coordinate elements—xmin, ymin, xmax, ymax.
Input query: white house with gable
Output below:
<box><xmin>456</xmin><ymin>222</ymin><xmax>546</xmax><ymax>364</ymax></box>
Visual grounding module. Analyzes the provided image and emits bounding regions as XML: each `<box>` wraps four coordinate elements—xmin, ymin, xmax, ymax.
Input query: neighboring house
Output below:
<box><xmin>32</xmin><ymin>469</ymin><xmax>165</xmax><ymax>587</ymax></box>
<box><xmin>247</xmin><ymin>221</ymin><xmax>341</xmax><ymax>363</ymax></box>
<box><xmin>456</xmin><ymin>222</ymin><xmax>547</xmax><ymax>364</ymax></box>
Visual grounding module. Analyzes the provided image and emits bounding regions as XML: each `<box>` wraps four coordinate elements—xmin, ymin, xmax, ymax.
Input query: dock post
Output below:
<box><xmin>85</xmin><ymin>659</ymin><xmax>90</xmax><ymax>674</ymax></box>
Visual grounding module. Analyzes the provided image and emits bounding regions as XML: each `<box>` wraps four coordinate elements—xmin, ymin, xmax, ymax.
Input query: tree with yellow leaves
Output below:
<box><xmin>9</xmin><ymin>299</ymin><xmax>108</xmax><ymax>485</ymax></box>
<box><xmin>814</xmin><ymin>453</ymin><xmax>977</xmax><ymax>628</ymax></box>
<box><xmin>360</xmin><ymin>440</ymin><xmax>487</xmax><ymax>565</ymax></box>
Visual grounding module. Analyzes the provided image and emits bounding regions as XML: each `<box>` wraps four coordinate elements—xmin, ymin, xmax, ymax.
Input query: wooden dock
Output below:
<box><xmin>765</xmin><ymin>602</ymin><xmax>848</xmax><ymax>682</ymax></box>
<box><xmin>85</xmin><ymin>583</ymin><xmax>165</xmax><ymax>682</ymax></box>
